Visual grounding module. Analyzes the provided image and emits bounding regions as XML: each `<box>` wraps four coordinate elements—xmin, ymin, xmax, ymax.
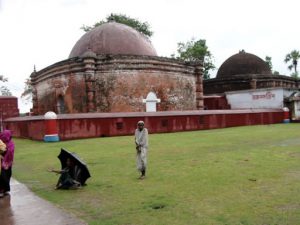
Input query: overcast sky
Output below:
<box><xmin>0</xmin><ymin>0</ymin><xmax>299</xmax><ymax>112</ymax></box>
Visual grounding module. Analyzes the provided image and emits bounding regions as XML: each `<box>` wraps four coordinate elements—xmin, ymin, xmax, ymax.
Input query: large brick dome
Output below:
<box><xmin>216</xmin><ymin>51</ymin><xmax>272</xmax><ymax>78</ymax></box>
<box><xmin>69</xmin><ymin>22</ymin><xmax>157</xmax><ymax>58</ymax></box>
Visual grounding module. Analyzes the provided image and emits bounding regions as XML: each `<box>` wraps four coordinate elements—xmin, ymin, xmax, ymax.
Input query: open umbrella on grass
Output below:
<box><xmin>58</xmin><ymin>148</ymin><xmax>91</xmax><ymax>185</ymax></box>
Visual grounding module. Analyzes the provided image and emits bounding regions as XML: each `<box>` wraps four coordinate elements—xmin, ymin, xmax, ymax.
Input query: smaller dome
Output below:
<box><xmin>216</xmin><ymin>51</ymin><xmax>272</xmax><ymax>78</ymax></box>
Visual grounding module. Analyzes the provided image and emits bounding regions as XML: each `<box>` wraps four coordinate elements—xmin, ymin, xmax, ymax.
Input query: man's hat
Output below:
<box><xmin>137</xmin><ymin>121</ymin><xmax>144</xmax><ymax>125</ymax></box>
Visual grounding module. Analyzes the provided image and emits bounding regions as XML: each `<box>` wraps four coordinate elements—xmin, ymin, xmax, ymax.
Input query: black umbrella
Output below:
<box><xmin>58</xmin><ymin>148</ymin><xmax>91</xmax><ymax>185</ymax></box>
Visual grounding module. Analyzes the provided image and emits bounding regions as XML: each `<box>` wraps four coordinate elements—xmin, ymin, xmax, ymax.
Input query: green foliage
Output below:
<box><xmin>265</xmin><ymin>56</ymin><xmax>280</xmax><ymax>75</ymax></box>
<box><xmin>13</xmin><ymin>124</ymin><xmax>300</xmax><ymax>225</ymax></box>
<box><xmin>0</xmin><ymin>74</ymin><xmax>12</xmax><ymax>96</ymax></box>
<box><xmin>175</xmin><ymin>38</ymin><xmax>215</xmax><ymax>79</ymax></box>
<box><xmin>291</xmin><ymin>72</ymin><xmax>299</xmax><ymax>79</ymax></box>
<box><xmin>265</xmin><ymin>56</ymin><xmax>272</xmax><ymax>70</ymax></box>
<box><xmin>81</xmin><ymin>13</ymin><xmax>153</xmax><ymax>38</ymax></box>
<box><xmin>0</xmin><ymin>75</ymin><xmax>8</xmax><ymax>82</ymax></box>
<box><xmin>284</xmin><ymin>50</ymin><xmax>300</xmax><ymax>76</ymax></box>
<box><xmin>21</xmin><ymin>78</ymin><xmax>33</xmax><ymax>102</ymax></box>
<box><xmin>21</xmin><ymin>66</ymin><xmax>36</xmax><ymax>104</ymax></box>
<box><xmin>0</xmin><ymin>86</ymin><xmax>12</xmax><ymax>96</ymax></box>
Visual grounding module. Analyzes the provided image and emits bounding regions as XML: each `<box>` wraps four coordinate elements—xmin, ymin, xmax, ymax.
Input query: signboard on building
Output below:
<box><xmin>225</xmin><ymin>88</ymin><xmax>284</xmax><ymax>109</ymax></box>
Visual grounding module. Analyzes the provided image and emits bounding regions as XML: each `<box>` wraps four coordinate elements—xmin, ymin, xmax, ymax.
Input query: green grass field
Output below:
<box><xmin>13</xmin><ymin>124</ymin><xmax>300</xmax><ymax>225</ymax></box>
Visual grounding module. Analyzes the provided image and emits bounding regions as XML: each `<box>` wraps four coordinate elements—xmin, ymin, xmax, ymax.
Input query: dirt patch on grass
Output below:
<box><xmin>277</xmin><ymin>203</ymin><xmax>300</xmax><ymax>211</ymax></box>
<box><xmin>277</xmin><ymin>138</ymin><xmax>300</xmax><ymax>147</ymax></box>
<box><xmin>285</xmin><ymin>170</ymin><xmax>300</xmax><ymax>180</ymax></box>
<box><xmin>289</xmin><ymin>152</ymin><xmax>300</xmax><ymax>158</ymax></box>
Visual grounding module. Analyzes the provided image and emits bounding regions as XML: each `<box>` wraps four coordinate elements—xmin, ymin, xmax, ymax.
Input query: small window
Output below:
<box><xmin>161</xmin><ymin>119</ymin><xmax>168</xmax><ymax>127</ymax></box>
<box><xmin>116</xmin><ymin>122</ymin><xmax>123</xmax><ymax>130</ymax></box>
<box><xmin>199</xmin><ymin>116</ymin><xmax>204</xmax><ymax>125</ymax></box>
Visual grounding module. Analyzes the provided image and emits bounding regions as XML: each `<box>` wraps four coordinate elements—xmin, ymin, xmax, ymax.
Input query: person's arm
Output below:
<box><xmin>2</xmin><ymin>143</ymin><xmax>13</xmax><ymax>170</ymax></box>
<box><xmin>48</xmin><ymin>168</ymin><xmax>63</xmax><ymax>174</ymax></box>
<box><xmin>134</xmin><ymin>130</ymin><xmax>141</xmax><ymax>152</ymax></box>
<box><xmin>0</xmin><ymin>141</ymin><xmax>6</xmax><ymax>153</ymax></box>
<box><xmin>134</xmin><ymin>130</ymin><xmax>139</xmax><ymax>145</ymax></box>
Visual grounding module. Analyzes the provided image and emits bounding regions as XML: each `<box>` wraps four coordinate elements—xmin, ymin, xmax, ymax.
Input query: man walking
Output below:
<box><xmin>135</xmin><ymin>121</ymin><xmax>148</xmax><ymax>179</ymax></box>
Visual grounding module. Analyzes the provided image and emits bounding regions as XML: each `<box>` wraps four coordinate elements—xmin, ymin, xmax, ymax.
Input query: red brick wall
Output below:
<box><xmin>34</xmin><ymin>73</ymin><xmax>87</xmax><ymax>115</ymax></box>
<box><xmin>95</xmin><ymin>72</ymin><xmax>196</xmax><ymax>112</ymax></box>
<box><xmin>31</xmin><ymin>56</ymin><xmax>200</xmax><ymax>115</ymax></box>
<box><xmin>204</xmin><ymin>96</ymin><xmax>231</xmax><ymax>110</ymax></box>
<box><xmin>4</xmin><ymin>110</ymin><xmax>284</xmax><ymax>141</ymax></box>
<box><xmin>0</xmin><ymin>97</ymin><xmax>19</xmax><ymax>119</ymax></box>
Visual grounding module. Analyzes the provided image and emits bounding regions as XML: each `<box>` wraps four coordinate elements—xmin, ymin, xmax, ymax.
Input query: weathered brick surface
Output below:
<box><xmin>95</xmin><ymin>72</ymin><xmax>195</xmax><ymax>112</ymax></box>
<box><xmin>34</xmin><ymin>73</ymin><xmax>87</xmax><ymax>114</ymax></box>
<box><xmin>0</xmin><ymin>97</ymin><xmax>19</xmax><ymax>119</ymax></box>
<box><xmin>204</xmin><ymin>74</ymin><xmax>300</xmax><ymax>95</ymax></box>
<box><xmin>31</xmin><ymin>55</ymin><xmax>203</xmax><ymax>115</ymax></box>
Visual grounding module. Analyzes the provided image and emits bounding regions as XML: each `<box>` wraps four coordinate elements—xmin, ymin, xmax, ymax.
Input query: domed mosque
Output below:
<box><xmin>203</xmin><ymin>50</ymin><xmax>300</xmax><ymax>119</ymax></box>
<box><xmin>204</xmin><ymin>50</ymin><xmax>299</xmax><ymax>95</ymax></box>
<box><xmin>30</xmin><ymin>22</ymin><xmax>203</xmax><ymax>115</ymax></box>
<box><xmin>9</xmin><ymin>29</ymin><xmax>293</xmax><ymax>140</ymax></box>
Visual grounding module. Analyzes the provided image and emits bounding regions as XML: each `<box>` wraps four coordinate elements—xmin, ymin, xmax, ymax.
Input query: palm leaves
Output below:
<box><xmin>284</xmin><ymin>50</ymin><xmax>300</xmax><ymax>77</ymax></box>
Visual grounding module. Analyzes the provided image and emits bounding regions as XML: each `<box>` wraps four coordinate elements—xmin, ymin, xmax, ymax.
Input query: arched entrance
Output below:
<box><xmin>57</xmin><ymin>95</ymin><xmax>65</xmax><ymax>114</ymax></box>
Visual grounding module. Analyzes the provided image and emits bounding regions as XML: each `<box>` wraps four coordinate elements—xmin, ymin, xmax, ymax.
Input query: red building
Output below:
<box><xmin>0</xmin><ymin>96</ymin><xmax>19</xmax><ymax>120</ymax></box>
<box><xmin>4</xmin><ymin>27</ymin><xmax>288</xmax><ymax>141</ymax></box>
<box><xmin>30</xmin><ymin>22</ymin><xmax>203</xmax><ymax>115</ymax></box>
<box><xmin>204</xmin><ymin>51</ymin><xmax>300</xmax><ymax>95</ymax></box>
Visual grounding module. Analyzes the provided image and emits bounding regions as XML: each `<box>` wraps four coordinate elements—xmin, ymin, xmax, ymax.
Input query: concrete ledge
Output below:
<box><xmin>6</xmin><ymin>109</ymin><xmax>283</xmax><ymax>121</ymax></box>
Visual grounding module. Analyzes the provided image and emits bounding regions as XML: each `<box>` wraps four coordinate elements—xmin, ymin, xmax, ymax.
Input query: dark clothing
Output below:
<box><xmin>0</xmin><ymin>130</ymin><xmax>14</xmax><ymax>194</ymax></box>
<box><xmin>56</xmin><ymin>166</ymin><xmax>81</xmax><ymax>189</ymax></box>
<box><xmin>0</xmin><ymin>167</ymin><xmax>12</xmax><ymax>192</ymax></box>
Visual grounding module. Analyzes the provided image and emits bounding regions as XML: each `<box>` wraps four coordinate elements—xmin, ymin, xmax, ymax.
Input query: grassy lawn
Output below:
<box><xmin>13</xmin><ymin>124</ymin><xmax>300</xmax><ymax>225</ymax></box>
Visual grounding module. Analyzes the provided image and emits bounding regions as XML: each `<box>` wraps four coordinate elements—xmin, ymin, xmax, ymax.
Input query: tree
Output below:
<box><xmin>0</xmin><ymin>86</ymin><xmax>12</xmax><ymax>96</ymax></box>
<box><xmin>265</xmin><ymin>56</ymin><xmax>279</xmax><ymax>75</ymax></box>
<box><xmin>291</xmin><ymin>72</ymin><xmax>299</xmax><ymax>79</ymax></box>
<box><xmin>0</xmin><ymin>75</ymin><xmax>12</xmax><ymax>96</ymax></box>
<box><xmin>175</xmin><ymin>38</ymin><xmax>215</xmax><ymax>79</ymax></box>
<box><xmin>81</xmin><ymin>13</ymin><xmax>153</xmax><ymax>38</ymax></box>
<box><xmin>21</xmin><ymin>78</ymin><xmax>33</xmax><ymax>103</ymax></box>
<box><xmin>265</xmin><ymin>56</ymin><xmax>272</xmax><ymax>71</ymax></box>
<box><xmin>284</xmin><ymin>50</ymin><xmax>300</xmax><ymax>76</ymax></box>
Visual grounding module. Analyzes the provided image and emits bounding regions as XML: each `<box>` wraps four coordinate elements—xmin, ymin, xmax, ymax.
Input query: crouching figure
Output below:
<box><xmin>48</xmin><ymin>158</ymin><xmax>82</xmax><ymax>189</ymax></box>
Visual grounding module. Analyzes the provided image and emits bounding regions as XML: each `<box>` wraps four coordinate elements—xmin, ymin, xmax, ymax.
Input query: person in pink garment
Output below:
<box><xmin>0</xmin><ymin>139</ymin><xmax>7</xmax><ymax>173</ymax></box>
<box><xmin>0</xmin><ymin>130</ymin><xmax>15</xmax><ymax>198</ymax></box>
